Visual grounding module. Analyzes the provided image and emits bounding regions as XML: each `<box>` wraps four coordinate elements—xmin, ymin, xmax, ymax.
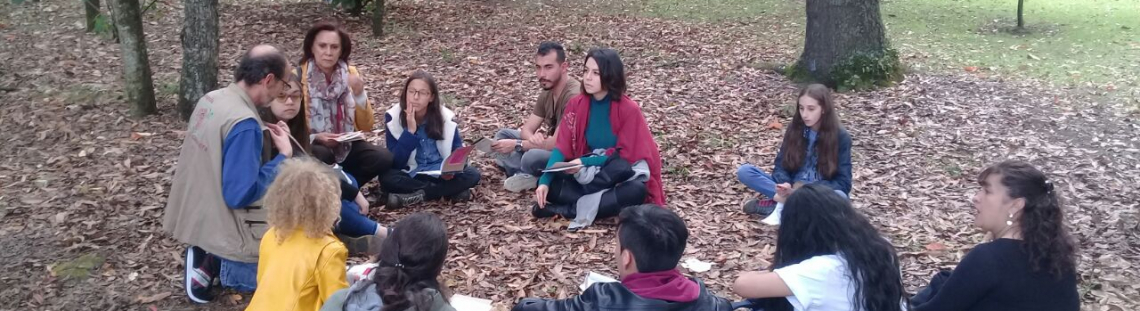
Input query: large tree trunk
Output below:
<box><xmin>793</xmin><ymin>0</ymin><xmax>897</xmax><ymax>88</ymax></box>
<box><xmin>84</xmin><ymin>0</ymin><xmax>100</xmax><ymax>32</ymax></box>
<box><xmin>371</xmin><ymin>0</ymin><xmax>385</xmax><ymax>37</ymax></box>
<box><xmin>111</xmin><ymin>0</ymin><xmax>157</xmax><ymax>117</ymax></box>
<box><xmin>177</xmin><ymin>0</ymin><xmax>219</xmax><ymax>120</ymax></box>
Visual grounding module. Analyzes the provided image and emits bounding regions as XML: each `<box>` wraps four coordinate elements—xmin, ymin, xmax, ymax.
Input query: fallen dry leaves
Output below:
<box><xmin>0</xmin><ymin>0</ymin><xmax>1137</xmax><ymax>310</ymax></box>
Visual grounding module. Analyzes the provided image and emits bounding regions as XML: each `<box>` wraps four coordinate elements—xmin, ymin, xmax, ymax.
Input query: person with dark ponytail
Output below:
<box><xmin>911</xmin><ymin>161</ymin><xmax>1079</xmax><ymax>311</ymax></box>
<box><xmin>320</xmin><ymin>213</ymin><xmax>455</xmax><ymax>311</ymax></box>
<box><xmin>732</xmin><ymin>184</ymin><xmax>906</xmax><ymax>311</ymax></box>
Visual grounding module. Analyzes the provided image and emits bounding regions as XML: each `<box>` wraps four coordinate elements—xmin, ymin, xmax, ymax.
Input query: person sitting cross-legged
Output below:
<box><xmin>732</xmin><ymin>184</ymin><xmax>906</xmax><ymax>311</ymax></box>
<box><xmin>380</xmin><ymin>71</ymin><xmax>481</xmax><ymax>209</ymax></box>
<box><xmin>531</xmin><ymin>48</ymin><xmax>665</xmax><ymax>230</ymax></box>
<box><xmin>491</xmin><ymin>41</ymin><xmax>581</xmax><ymax>192</ymax></box>
<box><xmin>257</xmin><ymin>78</ymin><xmax>390</xmax><ymax>251</ymax></box>
<box><xmin>736</xmin><ymin>84</ymin><xmax>851</xmax><ymax>217</ymax></box>
<box><xmin>320</xmin><ymin>213</ymin><xmax>456</xmax><ymax>311</ymax></box>
<box><xmin>512</xmin><ymin>204</ymin><xmax>733</xmax><ymax>311</ymax></box>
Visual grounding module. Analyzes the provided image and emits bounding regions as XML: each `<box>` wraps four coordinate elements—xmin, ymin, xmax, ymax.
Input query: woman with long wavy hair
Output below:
<box><xmin>733</xmin><ymin>184</ymin><xmax>906</xmax><ymax>311</ymax></box>
<box><xmin>911</xmin><ymin>161</ymin><xmax>1079</xmax><ymax>311</ymax></box>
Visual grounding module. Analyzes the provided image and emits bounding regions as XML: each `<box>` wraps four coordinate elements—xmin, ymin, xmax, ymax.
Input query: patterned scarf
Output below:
<box><xmin>306</xmin><ymin>60</ymin><xmax>357</xmax><ymax>162</ymax></box>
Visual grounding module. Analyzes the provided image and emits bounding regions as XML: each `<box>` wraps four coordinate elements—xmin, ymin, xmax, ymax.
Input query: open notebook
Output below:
<box><xmin>335</xmin><ymin>131</ymin><xmax>366</xmax><ymax>143</ymax></box>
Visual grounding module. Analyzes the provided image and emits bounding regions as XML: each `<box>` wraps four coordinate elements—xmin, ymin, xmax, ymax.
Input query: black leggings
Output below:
<box><xmin>378</xmin><ymin>167</ymin><xmax>482</xmax><ymax>201</ymax></box>
<box><xmin>547</xmin><ymin>175</ymin><xmax>648</xmax><ymax>219</ymax></box>
<box><xmin>312</xmin><ymin>140</ymin><xmax>394</xmax><ymax>185</ymax></box>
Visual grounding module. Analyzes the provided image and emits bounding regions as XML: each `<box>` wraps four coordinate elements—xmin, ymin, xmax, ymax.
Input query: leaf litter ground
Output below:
<box><xmin>0</xmin><ymin>0</ymin><xmax>1137</xmax><ymax>310</ymax></box>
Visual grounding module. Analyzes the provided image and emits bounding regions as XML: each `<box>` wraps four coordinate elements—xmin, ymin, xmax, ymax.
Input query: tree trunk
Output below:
<box><xmin>177</xmin><ymin>0</ymin><xmax>219</xmax><ymax>121</ymax></box>
<box><xmin>84</xmin><ymin>0</ymin><xmax>100</xmax><ymax>32</ymax></box>
<box><xmin>348</xmin><ymin>0</ymin><xmax>364</xmax><ymax>16</ymax></box>
<box><xmin>371</xmin><ymin>0</ymin><xmax>385</xmax><ymax>37</ymax></box>
<box><xmin>111</xmin><ymin>0</ymin><xmax>157</xmax><ymax>117</ymax></box>
<box><xmin>793</xmin><ymin>0</ymin><xmax>895</xmax><ymax>88</ymax></box>
<box><xmin>1016</xmin><ymin>0</ymin><xmax>1025</xmax><ymax>30</ymax></box>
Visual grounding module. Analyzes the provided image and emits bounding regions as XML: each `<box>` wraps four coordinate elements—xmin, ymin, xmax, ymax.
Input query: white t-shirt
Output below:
<box><xmin>774</xmin><ymin>254</ymin><xmax>858</xmax><ymax>311</ymax></box>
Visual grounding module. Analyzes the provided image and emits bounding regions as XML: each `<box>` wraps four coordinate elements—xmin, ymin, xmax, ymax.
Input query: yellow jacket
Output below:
<box><xmin>298</xmin><ymin>62</ymin><xmax>376</xmax><ymax>132</ymax></box>
<box><xmin>246</xmin><ymin>228</ymin><xmax>349</xmax><ymax>311</ymax></box>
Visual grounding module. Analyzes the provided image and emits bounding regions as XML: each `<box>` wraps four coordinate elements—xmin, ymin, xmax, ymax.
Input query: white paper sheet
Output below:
<box><xmin>579</xmin><ymin>271</ymin><xmax>619</xmax><ymax>292</ymax></box>
<box><xmin>450</xmin><ymin>294</ymin><xmax>493</xmax><ymax>311</ymax></box>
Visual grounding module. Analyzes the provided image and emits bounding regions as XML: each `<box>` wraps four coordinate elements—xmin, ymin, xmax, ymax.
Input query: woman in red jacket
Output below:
<box><xmin>531</xmin><ymin>48</ymin><xmax>665</xmax><ymax>227</ymax></box>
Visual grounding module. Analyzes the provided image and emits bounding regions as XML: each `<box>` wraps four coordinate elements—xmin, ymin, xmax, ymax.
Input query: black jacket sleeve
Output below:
<box><xmin>511</xmin><ymin>287</ymin><xmax>598</xmax><ymax>311</ymax></box>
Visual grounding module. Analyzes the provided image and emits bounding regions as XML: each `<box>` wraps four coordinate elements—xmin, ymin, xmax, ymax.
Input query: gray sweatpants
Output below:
<box><xmin>494</xmin><ymin>128</ymin><xmax>553</xmax><ymax>177</ymax></box>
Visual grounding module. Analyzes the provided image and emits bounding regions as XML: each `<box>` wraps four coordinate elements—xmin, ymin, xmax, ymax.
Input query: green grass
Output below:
<box><xmin>639</xmin><ymin>0</ymin><xmax>1140</xmax><ymax>92</ymax></box>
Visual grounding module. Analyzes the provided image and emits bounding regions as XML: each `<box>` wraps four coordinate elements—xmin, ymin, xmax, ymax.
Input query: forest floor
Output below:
<box><xmin>0</xmin><ymin>0</ymin><xmax>1137</xmax><ymax>310</ymax></box>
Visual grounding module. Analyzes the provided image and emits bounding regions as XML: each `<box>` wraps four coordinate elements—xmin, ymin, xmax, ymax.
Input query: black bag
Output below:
<box><xmin>547</xmin><ymin>149</ymin><xmax>635</xmax><ymax>204</ymax></box>
<box><xmin>580</xmin><ymin>148</ymin><xmax>634</xmax><ymax>193</ymax></box>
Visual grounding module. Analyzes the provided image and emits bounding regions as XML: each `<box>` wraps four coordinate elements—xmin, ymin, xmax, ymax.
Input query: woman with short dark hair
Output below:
<box><xmin>298</xmin><ymin>22</ymin><xmax>394</xmax><ymax>187</ymax></box>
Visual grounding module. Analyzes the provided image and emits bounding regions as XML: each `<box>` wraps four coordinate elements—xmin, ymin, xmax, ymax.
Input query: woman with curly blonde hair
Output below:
<box><xmin>246</xmin><ymin>158</ymin><xmax>350</xmax><ymax>311</ymax></box>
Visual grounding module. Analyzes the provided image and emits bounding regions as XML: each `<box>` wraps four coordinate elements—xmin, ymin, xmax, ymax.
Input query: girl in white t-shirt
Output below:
<box><xmin>732</xmin><ymin>184</ymin><xmax>906</xmax><ymax>311</ymax></box>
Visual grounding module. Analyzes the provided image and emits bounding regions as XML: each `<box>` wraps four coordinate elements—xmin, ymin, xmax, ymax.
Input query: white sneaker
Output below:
<box><xmin>504</xmin><ymin>174</ymin><xmax>538</xmax><ymax>192</ymax></box>
<box><xmin>761</xmin><ymin>203</ymin><xmax>784</xmax><ymax>226</ymax></box>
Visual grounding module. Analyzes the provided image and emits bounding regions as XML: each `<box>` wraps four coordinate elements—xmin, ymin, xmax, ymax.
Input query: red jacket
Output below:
<box><xmin>555</xmin><ymin>94</ymin><xmax>666</xmax><ymax>206</ymax></box>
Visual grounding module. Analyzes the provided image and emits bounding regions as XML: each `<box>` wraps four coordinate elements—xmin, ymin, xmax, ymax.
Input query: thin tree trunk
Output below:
<box><xmin>1016</xmin><ymin>0</ymin><xmax>1025</xmax><ymax>30</ymax></box>
<box><xmin>794</xmin><ymin>0</ymin><xmax>890</xmax><ymax>85</ymax></box>
<box><xmin>111</xmin><ymin>0</ymin><xmax>156</xmax><ymax>117</ymax></box>
<box><xmin>84</xmin><ymin>0</ymin><xmax>101</xmax><ymax>32</ymax></box>
<box><xmin>348</xmin><ymin>0</ymin><xmax>364</xmax><ymax>16</ymax></box>
<box><xmin>371</xmin><ymin>0</ymin><xmax>385</xmax><ymax>37</ymax></box>
<box><xmin>177</xmin><ymin>0</ymin><xmax>219</xmax><ymax>120</ymax></box>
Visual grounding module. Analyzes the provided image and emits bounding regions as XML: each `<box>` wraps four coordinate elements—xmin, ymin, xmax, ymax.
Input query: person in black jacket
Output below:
<box><xmin>512</xmin><ymin>204</ymin><xmax>733</xmax><ymax>311</ymax></box>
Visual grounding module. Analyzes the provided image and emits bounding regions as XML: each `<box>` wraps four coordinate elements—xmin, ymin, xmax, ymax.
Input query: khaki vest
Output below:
<box><xmin>163</xmin><ymin>84</ymin><xmax>268</xmax><ymax>263</ymax></box>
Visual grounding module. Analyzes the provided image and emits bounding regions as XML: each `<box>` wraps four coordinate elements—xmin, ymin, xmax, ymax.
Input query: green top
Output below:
<box><xmin>539</xmin><ymin>95</ymin><xmax>618</xmax><ymax>185</ymax></box>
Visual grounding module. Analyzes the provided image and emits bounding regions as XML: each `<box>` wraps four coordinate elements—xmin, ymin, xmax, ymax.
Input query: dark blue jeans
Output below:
<box><xmin>736</xmin><ymin>164</ymin><xmax>848</xmax><ymax>198</ymax></box>
<box><xmin>337</xmin><ymin>199</ymin><xmax>378</xmax><ymax>237</ymax></box>
<box><xmin>219</xmin><ymin>257</ymin><xmax>257</xmax><ymax>292</ymax></box>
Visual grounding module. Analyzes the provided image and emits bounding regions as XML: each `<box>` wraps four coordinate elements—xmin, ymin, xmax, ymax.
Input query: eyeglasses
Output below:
<box><xmin>408</xmin><ymin>89</ymin><xmax>431</xmax><ymax>98</ymax></box>
<box><xmin>275</xmin><ymin>94</ymin><xmax>302</xmax><ymax>102</ymax></box>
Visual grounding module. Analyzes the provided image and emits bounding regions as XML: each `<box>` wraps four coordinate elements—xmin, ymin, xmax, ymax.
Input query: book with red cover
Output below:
<box><xmin>416</xmin><ymin>145</ymin><xmax>475</xmax><ymax>176</ymax></box>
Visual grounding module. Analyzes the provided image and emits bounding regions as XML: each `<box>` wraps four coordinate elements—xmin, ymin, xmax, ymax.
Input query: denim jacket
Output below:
<box><xmin>772</xmin><ymin>127</ymin><xmax>852</xmax><ymax>194</ymax></box>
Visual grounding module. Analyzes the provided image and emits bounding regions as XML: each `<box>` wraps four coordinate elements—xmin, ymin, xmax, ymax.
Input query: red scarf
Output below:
<box><xmin>555</xmin><ymin>94</ymin><xmax>666</xmax><ymax>206</ymax></box>
<box><xmin>620</xmin><ymin>269</ymin><xmax>700</xmax><ymax>303</ymax></box>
